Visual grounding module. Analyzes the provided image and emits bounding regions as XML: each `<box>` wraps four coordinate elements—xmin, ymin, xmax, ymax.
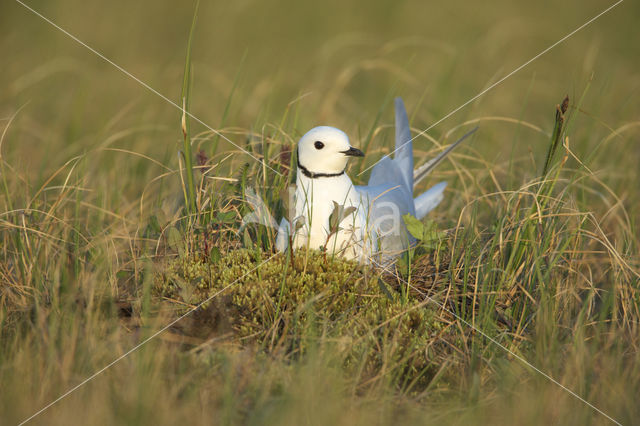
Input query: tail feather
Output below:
<box><xmin>413</xmin><ymin>126</ymin><xmax>478</xmax><ymax>190</ymax></box>
<box><xmin>394</xmin><ymin>97</ymin><xmax>413</xmax><ymax>192</ymax></box>
<box><xmin>414</xmin><ymin>182</ymin><xmax>447</xmax><ymax>219</ymax></box>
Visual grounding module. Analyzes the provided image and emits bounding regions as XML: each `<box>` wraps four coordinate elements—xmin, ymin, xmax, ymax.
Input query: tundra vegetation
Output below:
<box><xmin>1</xmin><ymin>0</ymin><xmax>639</xmax><ymax>424</ymax></box>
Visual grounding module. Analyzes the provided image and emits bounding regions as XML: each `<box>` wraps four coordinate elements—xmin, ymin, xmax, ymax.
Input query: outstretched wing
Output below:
<box><xmin>367</xmin><ymin>97</ymin><xmax>413</xmax><ymax>193</ymax></box>
<box><xmin>394</xmin><ymin>97</ymin><xmax>413</xmax><ymax>191</ymax></box>
<box><xmin>413</xmin><ymin>126</ymin><xmax>478</xmax><ymax>190</ymax></box>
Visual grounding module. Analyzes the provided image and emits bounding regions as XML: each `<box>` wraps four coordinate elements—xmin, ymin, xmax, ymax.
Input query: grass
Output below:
<box><xmin>2</xmin><ymin>0</ymin><xmax>640</xmax><ymax>424</ymax></box>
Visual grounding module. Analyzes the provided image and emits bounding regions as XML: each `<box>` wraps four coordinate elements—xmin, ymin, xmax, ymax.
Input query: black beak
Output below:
<box><xmin>340</xmin><ymin>147</ymin><xmax>364</xmax><ymax>157</ymax></box>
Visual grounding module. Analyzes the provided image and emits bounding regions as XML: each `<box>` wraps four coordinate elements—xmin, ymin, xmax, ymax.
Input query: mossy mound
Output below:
<box><xmin>155</xmin><ymin>249</ymin><xmax>458</xmax><ymax>390</ymax></box>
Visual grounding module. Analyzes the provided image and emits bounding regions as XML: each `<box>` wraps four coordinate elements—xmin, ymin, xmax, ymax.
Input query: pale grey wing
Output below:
<box><xmin>394</xmin><ymin>97</ymin><xmax>413</xmax><ymax>191</ymax></box>
<box><xmin>413</xmin><ymin>126</ymin><xmax>478</xmax><ymax>190</ymax></box>
<box><xmin>356</xmin><ymin>183</ymin><xmax>415</xmax><ymax>260</ymax></box>
<box><xmin>414</xmin><ymin>181</ymin><xmax>447</xmax><ymax>219</ymax></box>
<box><xmin>356</xmin><ymin>183</ymin><xmax>415</xmax><ymax>217</ymax></box>
<box><xmin>367</xmin><ymin>155</ymin><xmax>406</xmax><ymax>188</ymax></box>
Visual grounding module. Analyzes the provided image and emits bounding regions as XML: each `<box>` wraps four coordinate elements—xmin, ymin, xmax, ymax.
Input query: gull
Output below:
<box><xmin>275</xmin><ymin>97</ymin><xmax>476</xmax><ymax>264</ymax></box>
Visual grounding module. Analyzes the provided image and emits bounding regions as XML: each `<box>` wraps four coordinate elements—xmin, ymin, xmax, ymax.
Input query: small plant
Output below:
<box><xmin>321</xmin><ymin>201</ymin><xmax>357</xmax><ymax>262</ymax></box>
<box><xmin>178</xmin><ymin>0</ymin><xmax>200</xmax><ymax>218</ymax></box>
<box><xmin>403</xmin><ymin>214</ymin><xmax>447</xmax><ymax>251</ymax></box>
<box><xmin>541</xmin><ymin>95</ymin><xmax>569</xmax><ymax>178</ymax></box>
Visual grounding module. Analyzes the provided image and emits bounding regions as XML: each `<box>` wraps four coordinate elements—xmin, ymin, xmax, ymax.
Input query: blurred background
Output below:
<box><xmin>1</xmin><ymin>1</ymin><xmax>640</xmax><ymax>424</ymax></box>
<box><xmin>1</xmin><ymin>0</ymin><xmax>638</xmax><ymax>184</ymax></box>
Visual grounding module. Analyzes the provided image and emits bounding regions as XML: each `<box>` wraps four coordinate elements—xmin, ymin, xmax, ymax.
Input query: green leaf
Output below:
<box><xmin>403</xmin><ymin>213</ymin><xmax>424</xmax><ymax>240</ymax></box>
<box><xmin>292</xmin><ymin>216</ymin><xmax>305</xmax><ymax>232</ymax></box>
<box><xmin>342</xmin><ymin>206</ymin><xmax>357</xmax><ymax>219</ymax></box>
<box><xmin>377</xmin><ymin>278</ymin><xmax>395</xmax><ymax>301</ymax></box>
<box><xmin>167</xmin><ymin>226</ymin><xmax>184</xmax><ymax>257</ymax></box>
<box><xmin>328</xmin><ymin>201</ymin><xmax>342</xmax><ymax>233</ymax></box>
<box><xmin>216</xmin><ymin>211</ymin><xmax>236</xmax><ymax>223</ymax></box>
<box><xmin>396</xmin><ymin>254</ymin><xmax>408</xmax><ymax>277</ymax></box>
<box><xmin>148</xmin><ymin>215</ymin><xmax>162</xmax><ymax>233</ymax></box>
<box><xmin>243</xmin><ymin>228</ymin><xmax>252</xmax><ymax>248</ymax></box>
<box><xmin>209</xmin><ymin>246</ymin><xmax>221</xmax><ymax>264</ymax></box>
<box><xmin>328</xmin><ymin>202</ymin><xmax>357</xmax><ymax>234</ymax></box>
<box><xmin>176</xmin><ymin>276</ymin><xmax>195</xmax><ymax>304</ymax></box>
<box><xmin>421</xmin><ymin>219</ymin><xmax>447</xmax><ymax>250</ymax></box>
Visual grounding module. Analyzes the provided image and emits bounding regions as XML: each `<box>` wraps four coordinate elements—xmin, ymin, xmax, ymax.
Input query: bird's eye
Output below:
<box><xmin>314</xmin><ymin>141</ymin><xmax>324</xmax><ymax>150</ymax></box>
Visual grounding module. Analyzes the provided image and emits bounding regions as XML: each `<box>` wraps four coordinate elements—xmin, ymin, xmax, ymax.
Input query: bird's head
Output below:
<box><xmin>296</xmin><ymin>126</ymin><xmax>364</xmax><ymax>177</ymax></box>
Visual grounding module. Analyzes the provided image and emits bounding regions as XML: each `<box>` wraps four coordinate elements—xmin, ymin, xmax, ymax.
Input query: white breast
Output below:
<box><xmin>290</xmin><ymin>173</ymin><xmax>370</xmax><ymax>260</ymax></box>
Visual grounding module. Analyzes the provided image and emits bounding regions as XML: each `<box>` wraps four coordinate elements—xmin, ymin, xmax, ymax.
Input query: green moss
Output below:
<box><xmin>155</xmin><ymin>249</ymin><xmax>450</xmax><ymax>390</ymax></box>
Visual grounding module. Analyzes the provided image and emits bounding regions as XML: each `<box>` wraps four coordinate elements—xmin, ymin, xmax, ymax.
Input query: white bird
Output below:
<box><xmin>276</xmin><ymin>97</ymin><xmax>476</xmax><ymax>264</ymax></box>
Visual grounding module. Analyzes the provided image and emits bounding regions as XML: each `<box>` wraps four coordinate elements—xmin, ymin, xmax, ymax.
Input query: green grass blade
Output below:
<box><xmin>180</xmin><ymin>0</ymin><xmax>200</xmax><ymax>216</ymax></box>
